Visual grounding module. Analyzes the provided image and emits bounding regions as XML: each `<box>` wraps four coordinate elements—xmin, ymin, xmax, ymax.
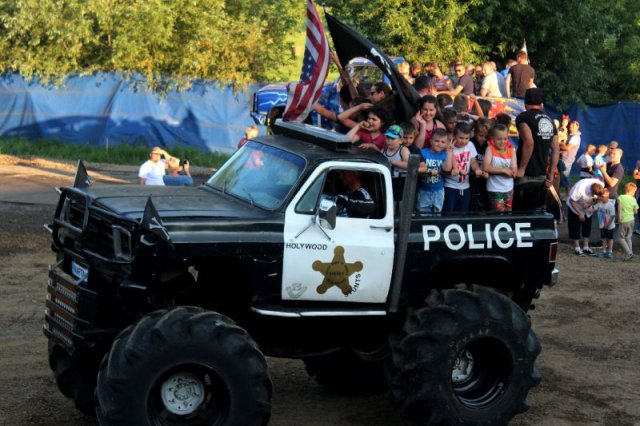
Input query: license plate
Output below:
<box><xmin>71</xmin><ymin>261</ymin><xmax>89</xmax><ymax>281</ymax></box>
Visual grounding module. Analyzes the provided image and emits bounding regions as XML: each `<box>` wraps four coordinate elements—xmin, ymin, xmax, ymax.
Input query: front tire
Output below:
<box><xmin>96</xmin><ymin>307</ymin><xmax>272</xmax><ymax>425</ymax></box>
<box><xmin>48</xmin><ymin>341</ymin><xmax>99</xmax><ymax>416</ymax></box>
<box><xmin>389</xmin><ymin>286</ymin><xmax>541</xmax><ymax>425</ymax></box>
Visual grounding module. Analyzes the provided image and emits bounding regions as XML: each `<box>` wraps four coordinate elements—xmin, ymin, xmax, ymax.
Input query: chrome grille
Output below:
<box><xmin>43</xmin><ymin>263</ymin><xmax>96</xmax><ymax>353</ymax></box>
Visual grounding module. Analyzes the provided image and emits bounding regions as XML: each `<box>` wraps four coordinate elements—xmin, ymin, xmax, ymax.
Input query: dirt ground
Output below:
<box><xmin>0</xmin><ymin>155</ymin><xmax>638</xmax><ymax>425</ymax></box>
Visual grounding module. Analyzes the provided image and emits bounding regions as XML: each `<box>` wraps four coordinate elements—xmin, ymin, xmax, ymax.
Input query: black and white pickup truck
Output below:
<box><xmin>44</xmin><ymin>120</ymin><xmax>559</xmax><ymax>425</ymax></box>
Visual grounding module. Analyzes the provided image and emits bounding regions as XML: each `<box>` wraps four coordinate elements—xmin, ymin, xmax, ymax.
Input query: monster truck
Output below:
<box><xmin>44</xmin><ymin>120</ymin><xmax>558</xmax><ymax>425</ymax></box>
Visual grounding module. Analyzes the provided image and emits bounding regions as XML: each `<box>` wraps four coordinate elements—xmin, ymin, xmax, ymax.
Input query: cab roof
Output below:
<box><xmin>252</xmin><ymin>120</ymin><xmax>390</xmax><ymax>168</ymax></box>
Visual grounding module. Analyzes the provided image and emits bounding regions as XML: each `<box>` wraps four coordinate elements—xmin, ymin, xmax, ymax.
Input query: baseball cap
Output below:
<box><xmin>385</xmin><ymin>125</ymin><xmax>404</xmax><ymax>139</ymax></box>
<box><xmin>524</xmin><ymin>88</ymin><xmax>544</xmax><ymax>106</ymax></box>
<box><xmin>150</xmin><ymin>146</ymin><xmax>163</xmax><ymax>154</ymax></box>
<box><xmin>608</xmin><ymin>140</ymin><xmax>619</xmax><ymax>149</ymax></box>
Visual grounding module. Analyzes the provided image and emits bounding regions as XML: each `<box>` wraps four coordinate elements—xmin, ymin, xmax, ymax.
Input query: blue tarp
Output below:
<box><xmin>548</xmin><ymin>102</ymin><xmax>640</xmax><ymax>172</ymax></box>
<box><xmin>0</xmin><ymin>73</ymin><xmax>259</xmax><ymax>154</ymax></box>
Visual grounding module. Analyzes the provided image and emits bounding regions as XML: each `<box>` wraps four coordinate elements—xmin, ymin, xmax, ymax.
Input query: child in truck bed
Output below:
<box><xmin>483</xmin><ymin>124</ymin><xmax>517</xmax><ymax>212</ymax></box>
<box><xmin>443</xmin><ymin>122</ymin><xmax>482</xmax><ymax>212</ymax></box>
<box><xmin>418</xmin><ymin>128</ymin><xmax>451</xmax><ymax>214</ymax></box>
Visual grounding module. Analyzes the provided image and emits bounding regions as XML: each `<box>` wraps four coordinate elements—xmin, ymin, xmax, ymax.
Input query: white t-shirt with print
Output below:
<box><xmin>444</xmin><ymin>143</ymin><xmax>478</xmax><ymax>190</ymax></box>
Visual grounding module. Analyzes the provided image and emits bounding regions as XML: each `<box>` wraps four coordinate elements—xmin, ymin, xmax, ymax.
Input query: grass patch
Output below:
<box><xmin>0</xmin><ymin>137</ymin><xmax>229</xmax><ymax>168</ymax></box>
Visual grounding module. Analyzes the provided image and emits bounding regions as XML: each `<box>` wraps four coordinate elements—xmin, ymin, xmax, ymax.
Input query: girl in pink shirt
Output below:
<box><xmin>347</xmin><ymin>105</ymin><xmax>390</xmax><ymax>152</ymax></box>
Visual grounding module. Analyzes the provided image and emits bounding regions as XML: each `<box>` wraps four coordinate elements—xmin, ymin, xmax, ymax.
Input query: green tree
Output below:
<box><xmin>328</xmin><ymin>0</ymin><xmax>487</xmax><ymax>67</ymax></box>
<box><xmin>329</xmin><ymin>0</ymin><xmax>620</xmax><ymax>105</ymax></box>
<box><xmin>0</xmin><ymin>0</ymin><xmax>304</xmax><ymax>89</ymax></box>
<box><xmin>602</xmin><ymin>0</ymin><xmax>640</xmax><ymax>101</ymax></box>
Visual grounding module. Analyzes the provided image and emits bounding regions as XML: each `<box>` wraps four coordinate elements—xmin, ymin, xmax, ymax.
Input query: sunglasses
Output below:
<box><xmin>369</xmin><ymin>91</ymin><xmax>378</xmax><ymax>95</ymax></box>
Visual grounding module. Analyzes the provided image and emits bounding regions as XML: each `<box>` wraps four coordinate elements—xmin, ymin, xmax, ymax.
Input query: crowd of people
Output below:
<box><xmin>561</xmin><ymin>136</ymin><xmax>639</xmax><ymax>260</ymax></box>
<box><xmin>280</xmin><ymin>50</ymin><xmax>559</xmax><ymax>215</ymax></box>
<box><xmin>138</xmin><ymin>50</ymin><xmax>639</xmax><ymax>260</ymax></box>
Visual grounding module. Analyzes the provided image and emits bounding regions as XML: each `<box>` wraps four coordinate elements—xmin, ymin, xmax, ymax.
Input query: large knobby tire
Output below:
<box><xmin>48</xmin><ymin>341</ymin><xmax>99</xmax><ymax>416</ymax></box>
<box><xmin>389</xmin><ymin>286</ymin><xmax>541</xmax><ymax>425</ymax></box>
<box><xmin>96</xmin><ymin>307</ymin><xmax>272</xmax><ymax>426</ymax></box>
<box><xmin>302</xmin><ymin>347</ymin><xmax>388</xmax><ymax>395</ymax></box>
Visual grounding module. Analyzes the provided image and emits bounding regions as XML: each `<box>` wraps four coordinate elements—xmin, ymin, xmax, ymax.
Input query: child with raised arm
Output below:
<box><xmin>418</xmin><ymin>128</ymin><xmax>451</xmax><ymax>214</ymax></box>
<box><xmin>443</xmin><ymin>122</ymin><xmax>482</xmax><ymax>212</ymax></box>
<box><xmin>483</xmin><ymin>124</ymin><xmax>518</xmax><ymax>212</ymax></box>
<box><xmin>617</xmin><ymin>183</ymin><xmax>639</xmax><ymax>260</ymax></box>
<box><xmin>413</xmin><ymin>95</ymin><xmax>445</xmax><ymax>149</ymax></box>
<box><xmin>346</xmin><ymin>105</ymin><xmax>389</xmax><ymax>152</ymax></box>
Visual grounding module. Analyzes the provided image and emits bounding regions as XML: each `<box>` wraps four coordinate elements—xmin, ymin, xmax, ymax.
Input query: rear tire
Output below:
<box><xmin>96</xmin><ymin>307</ymin><xmax>272</xmax><ymax>425</ymax></box>
<box><xmin>48</xmin><ymin>341</ymin><xmax>99</xmax><ymax>416</ymax></box>
<box><xmin>389</xmin><ymin>285</ymin><xmax>541</xmax><ymax>425</ymax></box>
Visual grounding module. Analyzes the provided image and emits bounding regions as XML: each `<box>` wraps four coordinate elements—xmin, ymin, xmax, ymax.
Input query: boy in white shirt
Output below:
<box><xmin>442</xmin><ymin>122</ymin><xmax>482</xmax><ymax>212</ymax></box>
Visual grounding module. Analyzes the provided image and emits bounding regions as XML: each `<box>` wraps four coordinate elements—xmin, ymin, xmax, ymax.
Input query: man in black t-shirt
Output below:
<box><xmin>598</xmin><ymin>148</ymin><xmax>624</xmax><ymax>199</ymax></box>
<box><xmin>506</xmin><ymin>51</ymin><xmax>535</xmax><ymax>99</ymax></box>
<box><xmin>439</xmin><ymin>63</ymin><xmax>474</xmax><ymax>96</ymax></box>
<box><xmin>513</xmin><ymin>88</ymin><xmax>559</xmax><ymax>211</ymax></box>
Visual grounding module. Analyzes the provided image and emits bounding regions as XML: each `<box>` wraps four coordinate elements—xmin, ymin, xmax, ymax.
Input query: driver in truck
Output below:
<box><xmin>335</xmin><ymin>170</ymin><xmax>376</xmax><ymax>218</ymax></box>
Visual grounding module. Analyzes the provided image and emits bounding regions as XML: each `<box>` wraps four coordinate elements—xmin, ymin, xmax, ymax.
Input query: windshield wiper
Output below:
<box><xmin>220</xmin><ymin>174</ymin><xmax>229</xmax><ymax>195</ymax></box>
<box><xmin>241</xmin><ymin>186</ymin><xmax>255</xmax><ymax>206</ymax></box>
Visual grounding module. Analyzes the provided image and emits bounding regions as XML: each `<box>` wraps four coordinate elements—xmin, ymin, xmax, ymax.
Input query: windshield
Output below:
<box><xmin>348</xmin><ymin>63</ymin><xmax>383</xmax><ymax>86</ymax></box>
<box><xmin>207</xmin><ymin>141</ymin><xmax>305</xmax><ymax>209</ymax></box>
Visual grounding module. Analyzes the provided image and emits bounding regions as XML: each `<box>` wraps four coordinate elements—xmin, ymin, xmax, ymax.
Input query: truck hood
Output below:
<box><xmin>83</xmin><ymin>184</ymin><xmax>272</xmax><ymax>220</ymax></box>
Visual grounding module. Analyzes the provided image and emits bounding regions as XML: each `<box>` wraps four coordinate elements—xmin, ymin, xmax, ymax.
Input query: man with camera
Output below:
<box><xmin>163</xmin><ymin>157</ymin><xmax>193</xmax><ymax>186</ymax></box>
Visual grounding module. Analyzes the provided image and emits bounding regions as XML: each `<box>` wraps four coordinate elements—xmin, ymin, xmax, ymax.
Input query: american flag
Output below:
<box><xmin>282</xmin><ymin>0</ymin><xmax>329</xmax><ymax>123</ymax></box>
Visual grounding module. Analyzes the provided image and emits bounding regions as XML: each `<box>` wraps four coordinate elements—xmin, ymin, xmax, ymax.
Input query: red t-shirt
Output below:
<box><xmin>357</xmin><ymin>129</ymin><xmax>386</xmax><ymax>150</ymax></box>
<box><xmin>423</xmin><ymin>120</ymin><xmax>444</xmax><ymax>148</ymax></box>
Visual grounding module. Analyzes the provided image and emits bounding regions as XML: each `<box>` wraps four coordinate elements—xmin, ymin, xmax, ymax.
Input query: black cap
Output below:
<box><xmin>524</xmin><ymin>88</ymin><xmax>544</xmax><ymax>106</ymax></box>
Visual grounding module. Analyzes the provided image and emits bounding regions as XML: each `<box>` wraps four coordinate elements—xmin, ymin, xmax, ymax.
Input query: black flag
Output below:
<box><xmin>325</xmin><ymin>12</ymin><xmax>420</xmax><ymax>123</ymax></box>
<box><xmin>73</xmin><ymin>160</ymin><xmax>92</xmax><ymax>188</ymax></box>
<box><xmin>141</xmin><ymin>197</ymin><xmax>173</xmax><ymax>247</ymax></box>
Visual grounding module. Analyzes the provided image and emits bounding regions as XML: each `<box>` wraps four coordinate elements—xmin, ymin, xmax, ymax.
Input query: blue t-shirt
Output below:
<box><xmin>419</xmin><ymin>149</ymin><xmax>447</xmax><ymax>191</ymax></box>
<box><xmin>163</xmin><ymin>174</ymin><xmax>193</xmax><ymax>186</ymax></box>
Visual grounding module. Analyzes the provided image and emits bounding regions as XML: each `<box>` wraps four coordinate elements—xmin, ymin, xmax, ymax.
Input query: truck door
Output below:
<box><xmin>282</xmin><ymin>161</ymin><xmax>395</xmax><ymax>303</ymax></box>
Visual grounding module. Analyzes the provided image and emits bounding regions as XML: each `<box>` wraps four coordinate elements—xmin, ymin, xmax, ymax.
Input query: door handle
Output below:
<box><xmin>370</xmin><ymin>225</ymin><xmax>393</xmax><ymax>232</ymax></box>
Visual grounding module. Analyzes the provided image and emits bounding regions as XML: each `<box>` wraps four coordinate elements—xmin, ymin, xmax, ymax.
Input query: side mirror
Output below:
<box><xmin>317</xmin><ymin>195</ymin><xmax>336</xmax><ymax>230</ymax></box>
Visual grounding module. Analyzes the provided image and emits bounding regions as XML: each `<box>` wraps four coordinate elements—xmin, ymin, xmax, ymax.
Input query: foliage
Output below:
<box><xmin>328</xmin><ymin>0</ymin><xmax>487</xmax><ymax>67</ymax></box>
<box><xmin>0</xmin><ymin>137</ymin><xmax>229</xmax><ymax>168</ymax></box>
<box><xmin>0</xmin><ymin>0</ymin><xmax>304</xmax><ymax>90</ymax></box>
<box><xmin>466</xmin><ymin>0</ymin><xmax>617</xmax><ymax>107</ymax></box>
<box><xmin>0</xmin><ymin>0</ymin><xmax>637</xmax><ymax>104</ymax></box>
<box><xmin>601</xmin><ymin>0</ymin><xmax>640</xmax><ymax>101</ymax></box>
<box><xmin>329</xmin><ymin>0</ymin><xmax>639</xmax><ymax>106</ymax></box>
